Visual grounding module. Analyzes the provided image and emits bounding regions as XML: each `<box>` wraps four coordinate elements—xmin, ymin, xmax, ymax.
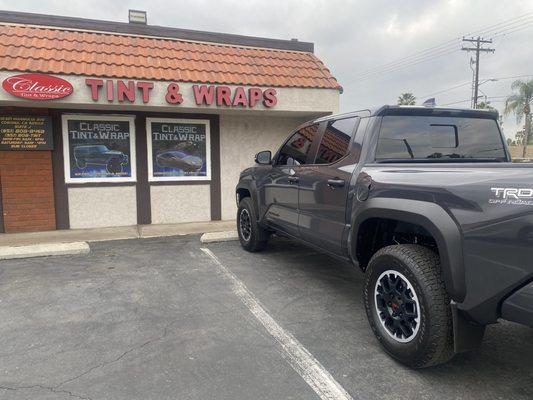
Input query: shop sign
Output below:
<box><xmin>146</xmin><ymin>118</ymin><xmax>210</xmax><ymax>181</ymax></box>
<box><xmin>62</xmin><ymin>115</ymin><xmax>136</xmax><ymax>183</ymax></box>
<box><xmin>0</xmin><ymin>115</ymin><xmax>53</xmax><ymax>150</ymax></box>
<box><xmin>85</xmin><ymin>78</ymin><xmax>277</xmax><ymax>108</ymax></box>
<box><xmin>2</xmin><ymin>73</ymin><xmax>73</xmax><ymax>100</ymax></box>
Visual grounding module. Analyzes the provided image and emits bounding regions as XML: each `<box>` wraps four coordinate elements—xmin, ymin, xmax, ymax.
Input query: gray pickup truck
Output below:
<box><xmin>235</xmin><ymin>105</ymin><xmax>533</xmax><ymax>368</ymax></box>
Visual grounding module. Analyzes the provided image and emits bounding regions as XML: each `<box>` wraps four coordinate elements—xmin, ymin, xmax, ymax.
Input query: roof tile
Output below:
<box><xmin>0</xmin><ymin>24</ymin><xmax>340</xmax><ymax>89</ymax></box>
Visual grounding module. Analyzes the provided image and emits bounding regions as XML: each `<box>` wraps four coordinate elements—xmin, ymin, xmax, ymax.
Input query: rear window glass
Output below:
<box><xmin>376</xmin><ymin>116</ymin><xmax>506</xmax><ymax>162</ymax></box>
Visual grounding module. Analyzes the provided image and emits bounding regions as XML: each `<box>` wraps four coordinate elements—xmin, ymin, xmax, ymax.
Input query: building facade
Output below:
<box><xmin>0</xmin><ymin>11</ymin><xmax>340</xmax><ymax>233</ymax></box>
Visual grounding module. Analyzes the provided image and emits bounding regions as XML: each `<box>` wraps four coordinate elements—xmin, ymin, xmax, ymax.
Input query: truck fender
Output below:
<box><xmin>236</xmin><ymin>181</ymin><xmax>261</xmax><ymax>219</ymax></box>
<box><xmin>350</xmin><ymin>198</ymin><xmax>466</xmax><ymax>302</ymax></box>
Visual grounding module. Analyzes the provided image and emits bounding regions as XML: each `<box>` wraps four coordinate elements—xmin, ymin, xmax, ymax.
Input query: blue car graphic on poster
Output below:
<box><xmin>63</xmin><ymin>116</ymin><xmax>135</xmax><ymax>183</ymax></box>
<box><xmin>74</xmin><ymin>145</ymin><xmax>129</xmax><ymax>174</ymax></box>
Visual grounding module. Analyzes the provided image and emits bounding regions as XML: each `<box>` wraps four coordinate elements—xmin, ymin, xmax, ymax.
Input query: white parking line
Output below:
<box><xmin>200</xmin><ymin>248</ymin><xmax>355</xmax><ymax>400</ymax></box>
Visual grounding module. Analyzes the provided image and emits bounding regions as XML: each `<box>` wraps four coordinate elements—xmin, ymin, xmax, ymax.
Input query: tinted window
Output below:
<box><xmin>315</xmin><ymin>117</ymin><xmax>357</xmax><ymax>164</ymax></box>
<box><xmin>376</xmin><ymin>116</ymin><xmax>506</xmax><ymax>161</ymax></box>
<box><xmin>277</xmin><ymin>124</ymin><xmax>319</xmax><ymax>166</ymax></box>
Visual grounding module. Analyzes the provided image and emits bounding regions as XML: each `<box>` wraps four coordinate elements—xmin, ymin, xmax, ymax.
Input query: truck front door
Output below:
<box><xmin>259</xmin><ymin>124</ymin><xmax>320</xmax><ymax>237</ymax></box>
<box><xmin>298</xmin><ymin>117</ymin><xmax>362</xmax><ymax>256</ymax></box>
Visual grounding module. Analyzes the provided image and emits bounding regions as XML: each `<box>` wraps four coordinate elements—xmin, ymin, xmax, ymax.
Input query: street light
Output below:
<box><xmin>474</xmin><ymin>78</ymin><xmax>498</xmax><ymax>108</ymax></box>
<box><xmin>479</xmin><ymin>78</ymin><xmax>498</xmax><ymax>86</ymax></box>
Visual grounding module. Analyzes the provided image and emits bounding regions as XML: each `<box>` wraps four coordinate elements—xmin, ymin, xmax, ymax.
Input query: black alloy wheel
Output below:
<box><xmin>374</xmin><ymin>270</ymin><xmax>420</xmax><ymax>343</ymax></box>
<box><xmin>239</xmin><ymin>208</ymin><xmax>252</xmax><ymax>242</ymax></box>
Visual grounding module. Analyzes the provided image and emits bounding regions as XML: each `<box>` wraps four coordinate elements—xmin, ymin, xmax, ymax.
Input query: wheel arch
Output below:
<box><xmin>236</xmin><ymin>181</ymin><xmax>261</xmax><ymax>219</ymax></box>
<box><xmin>351</xmin><ymin>198</ymin><xmax>465</xmax><ymax>302</ymax></box>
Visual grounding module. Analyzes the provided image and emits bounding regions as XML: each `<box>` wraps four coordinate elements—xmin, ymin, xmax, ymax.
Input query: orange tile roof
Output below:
<box><xmin>0</xmin><ymin>24</ymin><xmax>341</xmax><ymax>90</ymax></box>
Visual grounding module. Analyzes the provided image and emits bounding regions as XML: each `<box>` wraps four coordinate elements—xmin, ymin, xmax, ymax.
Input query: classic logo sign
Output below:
<box><xmin>2</xmin><ymin>73</ymin><xmax>73</xmax><ymax>100</ymax></box>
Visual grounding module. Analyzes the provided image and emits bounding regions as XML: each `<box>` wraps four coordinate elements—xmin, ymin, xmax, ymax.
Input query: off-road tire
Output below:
<box><xmin>106</xmin><ymin>159</ymin><xmax>122</xmax><ymax>174</ymax></box>
<box><xmin>363</xmin><ymin>244</ymin><xmax>454</xmax><ymax>368</ymax></box>
<box><xmin>237</xmin><ymin>197</ymin><xmax>268</xmax><ymax>252</ymax></box>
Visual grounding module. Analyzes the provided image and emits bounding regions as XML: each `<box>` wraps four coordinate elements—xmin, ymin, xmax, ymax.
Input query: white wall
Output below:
<box><xmin>150</xmin><ymin>185</ymin><xmax>211</xmax><ymax>224</ymax></box>
<box><xmin>219</xmin><ymin>114</ymin><xmax>309</xmax><ymax>220</ymax></box>
<box><xmin>68</xmin><ymin>186</ymin><xmax>137</xmax><ymax>228</ymax></box>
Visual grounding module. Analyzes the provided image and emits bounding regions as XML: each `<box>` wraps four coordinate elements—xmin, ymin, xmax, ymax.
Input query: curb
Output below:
<box><xmin>0</xmin><ymin>242</ymin><xmax>90</xmax><ymax>260</ymax></box>
<box><xmin>200</xmin><ymin>231</ymin><xmax>239</xmax><ymax>244</ymax></box>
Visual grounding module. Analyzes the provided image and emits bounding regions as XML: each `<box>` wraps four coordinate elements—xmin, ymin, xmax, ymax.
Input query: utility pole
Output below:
<box><xmin>461</xmin><ymin>37</ymin><xmax>495</xmax><ymax>108</ymax></box>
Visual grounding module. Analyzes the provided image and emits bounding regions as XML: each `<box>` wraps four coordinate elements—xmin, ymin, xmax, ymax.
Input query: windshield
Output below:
<box><xmin>375</xmin><ymin>116</ymin><xmax>507</xmax><ymax>162</ymax></box>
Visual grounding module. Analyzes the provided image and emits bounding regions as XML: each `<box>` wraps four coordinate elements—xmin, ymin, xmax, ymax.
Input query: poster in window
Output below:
<box><xmin>147</xmin><ymin>118</ymin><xmax>211</xmax><ymax>181</ymax></box>
<box><xmin>62</xmin><ymin>115</ymin><xmax>136</xmax><ymax>183</ymax></box>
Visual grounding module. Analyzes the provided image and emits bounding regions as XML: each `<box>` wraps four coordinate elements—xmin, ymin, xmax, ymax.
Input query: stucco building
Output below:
<box><xmin>0</xmin><ymin>10</ymin><xmax>340</xmax><ymax>233</ymax></box>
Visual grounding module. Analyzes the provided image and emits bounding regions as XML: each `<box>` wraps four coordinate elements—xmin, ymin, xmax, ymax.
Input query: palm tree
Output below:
<box><xmin>398</xmin><ymin>93</ymin><xmax>416</xmax><ymax>106</ymax></box>
<box><xmin>504</xmin><ymin>79</ymin><xmax>533</xmax><ymax>158</ymax></box>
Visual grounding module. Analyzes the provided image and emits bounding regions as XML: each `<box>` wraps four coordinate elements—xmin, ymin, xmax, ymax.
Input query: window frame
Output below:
<box><xmin>146</xmin><ymin>117</ymin><xmax>211</xmax><ymax>182</ymax></box>
<box><xmin>62</xmin><ymin>114</ymin><xmax>137</xmax><ymax>184</ymax></box>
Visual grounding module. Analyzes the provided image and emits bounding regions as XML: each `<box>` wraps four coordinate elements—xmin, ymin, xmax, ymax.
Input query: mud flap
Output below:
<box><xmin>452</xmin><ymin>302</ymin><xmax>486</xmax><ymax>353</ymax></box>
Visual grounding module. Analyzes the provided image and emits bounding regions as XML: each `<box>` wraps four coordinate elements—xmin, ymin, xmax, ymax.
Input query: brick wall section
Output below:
<box><xmin>0</xmin><ymin>150</ymin><xmax>56</xmax><ymax>232</ymax></box>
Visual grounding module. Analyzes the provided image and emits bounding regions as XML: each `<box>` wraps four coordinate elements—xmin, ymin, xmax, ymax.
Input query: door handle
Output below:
<box><xmin>287</xmin><ymin>176</ymin><xmax>299</xmax><ymax>184</ymax></box>
<box><xmin>327</xmin><ymin>178</ymin><xmax>345</xmax><ymax>188</ymax></box>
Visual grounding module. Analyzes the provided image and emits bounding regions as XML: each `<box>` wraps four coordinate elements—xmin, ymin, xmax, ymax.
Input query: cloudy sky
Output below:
<box><xmin>1</xmin><ymin>0</ymin><xmax>532</xmax><ymax>138</ymax></box>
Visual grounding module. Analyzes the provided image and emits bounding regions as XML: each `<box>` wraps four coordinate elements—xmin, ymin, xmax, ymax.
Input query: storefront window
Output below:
<box><xmin>146</xmin><ymin>118</ymin><xmax>211</xmax><ymax>181</ymax></box>
<box><xmin>62</xmin><ymin>115</ymin><xmax>136</xmax><ymax>183</ymax></box>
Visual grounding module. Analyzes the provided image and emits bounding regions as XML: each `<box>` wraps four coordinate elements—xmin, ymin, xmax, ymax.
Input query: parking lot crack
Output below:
<box><xmin>56</xmin><ymin>320</ymin><xmax>175</xmax><ymax>389</ymax></box>
<box><xmin>0</xmin><ymin>383</ymin><xmax>93</xmax><ymax>400</ymax></box>
<box><xmin>0</xmin><ymin>321</ymin><xmax>176</xmax><ymax>400</ymax></box>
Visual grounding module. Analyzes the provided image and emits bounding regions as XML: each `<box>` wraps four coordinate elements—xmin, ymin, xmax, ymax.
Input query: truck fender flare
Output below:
<box><xmin>351</xmin><ymin>198</ymin><xmax>466</xmax><ymax>302</ymax></box>
<box><xmin>236</xmin><ymin>181</ymin><xmax>260</xmax><ymax>218</ymax></box>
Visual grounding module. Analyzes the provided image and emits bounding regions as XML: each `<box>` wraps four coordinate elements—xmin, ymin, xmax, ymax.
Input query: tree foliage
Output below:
<box><xmin>397</xmin><ymin>93</ymin><xmax>416</xmax><ymax>106</ymax></box>
<box><xmin>504</xmin><ymin>79</ymin><xmax>533</xmax><ymax>124</ymax></box>
<box><xmin>505</xmin><ymin>80</ymin><xmax>533</xmax><ymax>155</ymax></box>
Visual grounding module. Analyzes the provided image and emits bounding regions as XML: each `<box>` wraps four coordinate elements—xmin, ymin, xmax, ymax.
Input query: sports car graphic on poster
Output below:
<box><xmin>148</xmin><ymin>119</ymin><xmax>210</xmax><ymax>181</ymax></box>
<box><xmin>155</xmin><ymin>150</ymin><xmax>203</xmax><ymax>172</ymax></box>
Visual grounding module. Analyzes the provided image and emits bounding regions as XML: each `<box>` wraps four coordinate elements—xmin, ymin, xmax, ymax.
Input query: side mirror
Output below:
<box><xmin>255</xmin><ymin>150</ymin><xmax>272</xmax><ymax>165</ymax></box>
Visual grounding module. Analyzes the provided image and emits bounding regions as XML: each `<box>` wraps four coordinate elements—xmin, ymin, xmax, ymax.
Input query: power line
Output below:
<box><xmin>353</xmin><ymin>47</ymin><xmax>459</xmax><ymax>82</ymax></box>
<box><xmin>346</xmin><ymin>14</ymin><xmax>533</xmax><ymax>84</ymax></box>
<box><xmin>441</xmin><ymin>96</ymin><xmax>505</xmax><ymax>106</ymax></box>
<box><xmin>419</xmin><ymin>81</ymin><xmax>471</xmax><ymax>98</ymax></box>
<box><xmin>493</xmin><ymin>21</ymin><xmax>533</xmax><ymax>37</ymax></box>
<box><xmin>355</xmin><ymin>14</ymin><xmax>533</xmax><ymax>78</ymax></box>
<box><xmin>466</xmin><ymin>12</ymin><xmax>533</xmax><ymax>36</ymax></box>
<box><xmin>421</xmin><ymin>74</ymin><xmax>533</xmax><ymax>98</ymax></box>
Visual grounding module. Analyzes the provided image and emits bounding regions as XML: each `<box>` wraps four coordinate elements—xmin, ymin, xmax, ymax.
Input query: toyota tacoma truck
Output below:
<box><xmin>235</xmin><ymin>105</ymin><xmax>533</xmax><ymax>368</ymax></box>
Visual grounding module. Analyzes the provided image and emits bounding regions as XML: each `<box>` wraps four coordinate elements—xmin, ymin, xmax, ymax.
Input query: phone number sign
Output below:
<box><xmin>0</xmin><ymin>116</ymin><xmax>53</xmax><ymax>150</ymax></box>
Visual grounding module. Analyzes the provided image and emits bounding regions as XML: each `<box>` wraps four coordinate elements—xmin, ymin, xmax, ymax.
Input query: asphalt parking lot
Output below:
<box><xmin>1</xmin><ymin>236</ymin><xmax>532</xmax><ymax>400</ymax></box>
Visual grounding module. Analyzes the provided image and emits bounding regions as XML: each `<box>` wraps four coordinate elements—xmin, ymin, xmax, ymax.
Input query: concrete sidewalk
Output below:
<box><xmin>0</xmin><ymin>220</ymin><xmax>236</xmax><ymax>247</ymax></box>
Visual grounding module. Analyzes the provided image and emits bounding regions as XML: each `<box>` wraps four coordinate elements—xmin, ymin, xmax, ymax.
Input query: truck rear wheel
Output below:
<box><xmin>363</xmin><ymin>244</ymin><xmax>454</xmax><ymax>368</ymax></box>
<box><xmin>237</xmin><ymin>197</ymin><xmax>268</xmax><ymax>252</ymax></box>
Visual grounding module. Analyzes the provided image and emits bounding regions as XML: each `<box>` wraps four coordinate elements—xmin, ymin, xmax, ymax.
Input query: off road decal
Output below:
<box><xmin>490</xmin><ymin>187</ymin><xmax>533</xmax><ymax>206</ymax></box>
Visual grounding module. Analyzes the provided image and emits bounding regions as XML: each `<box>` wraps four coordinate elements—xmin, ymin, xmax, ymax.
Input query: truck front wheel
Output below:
<box><xmin>363</xmin><ymin>244</ymin><xmax>454</xmax><ymax>368</ymax></box>
<box><xmin>237</xmin><ymin>197</ymin><xmax>268</xmax><ymax>252</ymax></box>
